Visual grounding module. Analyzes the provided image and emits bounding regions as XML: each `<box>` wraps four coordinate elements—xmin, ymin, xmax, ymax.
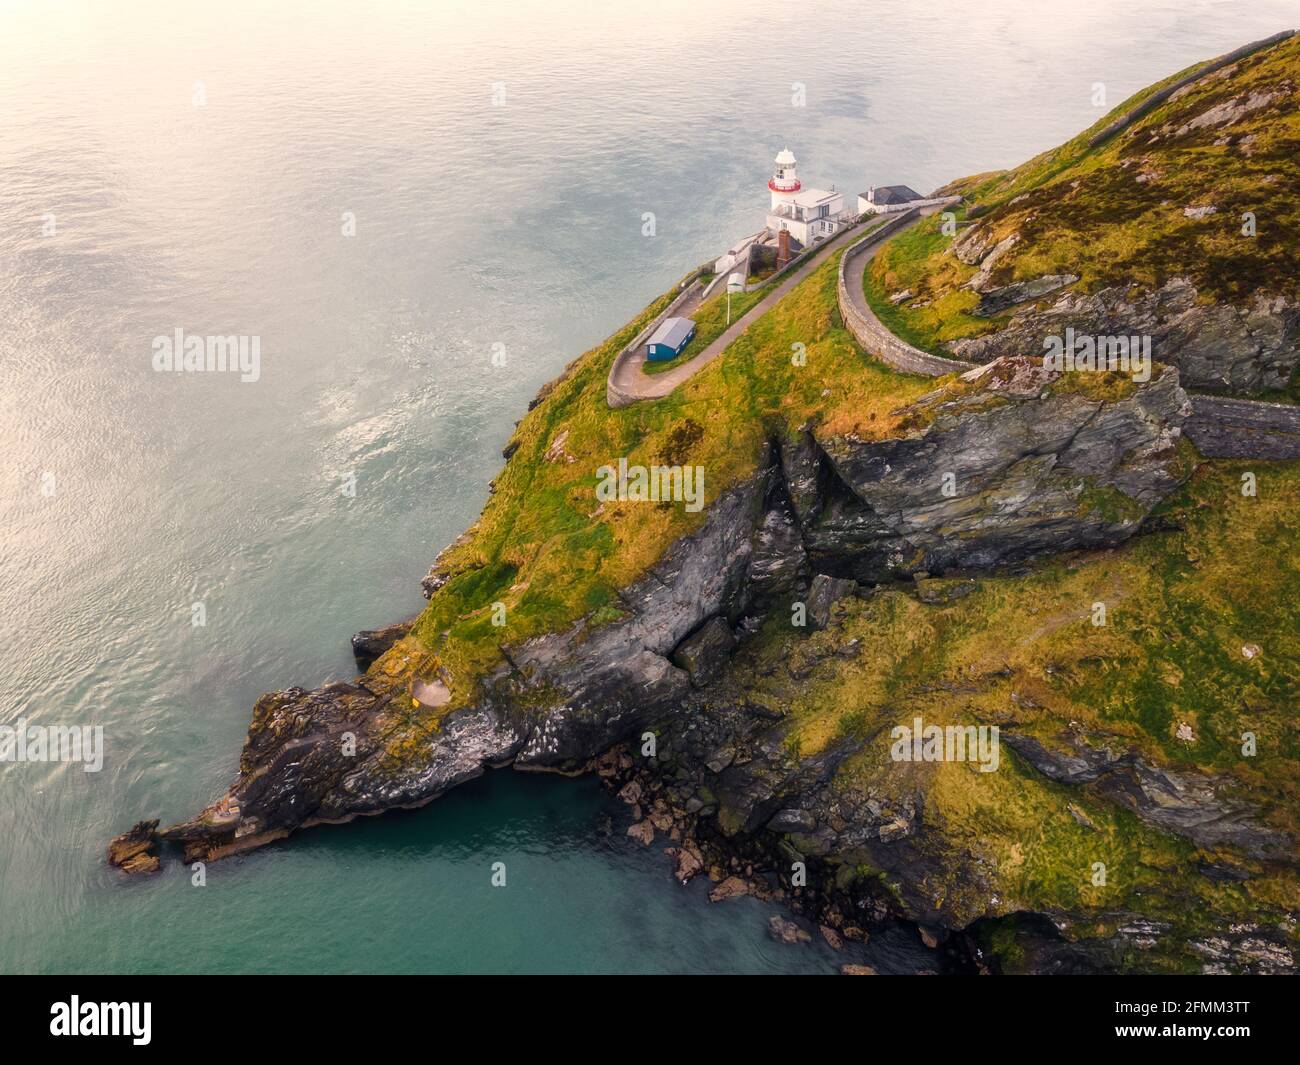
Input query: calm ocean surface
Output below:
<box><xmin>1</xmin><ymin>0</ymin><xmax>1293</xmax><ymax>973</ymax></box>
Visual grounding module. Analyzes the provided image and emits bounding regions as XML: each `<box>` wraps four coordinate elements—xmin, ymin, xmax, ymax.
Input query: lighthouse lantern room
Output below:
<box><xmin>768</xmin><ymin>147</ymin><xmax>801</xmax><ymax>207</ymax></box>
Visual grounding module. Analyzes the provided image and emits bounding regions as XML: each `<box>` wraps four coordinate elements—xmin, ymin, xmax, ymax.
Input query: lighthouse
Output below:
<box><xmin>763</xmin><ymin>147</ymin><xmax>846</xmax><ymax>246</ymax></box>
<box><xmin>768</xmin><ymin>148</ymin><xmax>801</xmax><ymax>209</ymax></box>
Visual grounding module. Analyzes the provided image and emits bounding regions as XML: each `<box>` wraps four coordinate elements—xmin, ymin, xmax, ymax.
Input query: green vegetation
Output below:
<box><xmin>642</xmin><ymin>286</ymin><xmax>764</xmax><ymax>374</ymax></box>
<box><xmin>386</xmin><ymin>248</ymin><xmax>933</xmax><ymax>718</ymax></box>
<box><xmin>869</xmin><ymin>34</ymin><xmax>1300</xmax><ymax>352</ymax></box>
<box><xmin>863</xmin><ymin>207</ymin><xmax>989</xmax><ymax>352</ymax></box>
<box><xmin>341</xmin><ymin>44</ymin><xmax>1300</xmax><ymax>972</ymax></box>
<box><xmin>726</xmin><ymin>460</ymin><xmax>1300</xmax><ymax>942</ymax></box>
<box><xmin>348</xmin><ymin>45</ymin><xmax>1300</xmax><ymax>965</ymax></box>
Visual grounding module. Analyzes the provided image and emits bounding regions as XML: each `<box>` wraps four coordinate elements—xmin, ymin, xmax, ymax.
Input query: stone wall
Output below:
<box><xmin>836</xmin><ymin>209</ymin><xmax>969</xmax><ymax>377</ymax></box>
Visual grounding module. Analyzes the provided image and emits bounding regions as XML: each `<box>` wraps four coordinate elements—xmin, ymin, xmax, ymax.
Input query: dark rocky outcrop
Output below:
<box><xmin>949</xmin><ymin>276</ymin><xmax>1300</xmax><ymax>394</ymax></box>
<box><xmin>974</xmin><ymin>274</ymin><xmax>1078</xmax><ymax>316</ymax></box>
<box><xmin>1002</xmin><ymin>731</ymin><xmax>1290</xmax><ymax>860</ymax></box>
<box><xmin>805</xmin><ymin>573</ymin><xmax>856</xmax><ymax>631</ymax></box>
<box><xmin>350</xmin><ymin>619</ymin><xmax>415</xmax><ymax>671</ymax></box>
<box><xmin>671</xmin><ymin>617</ymin><xmax>737</xmax><ymax>688</ymax></box>
<box><xmin>106</xmin><ymin>820</ymin><xmax>160</xmax><ymax>875</ymax></box>
<box><xmin>806</xmin><ymin>357</ymin><xmax>1191</xmax><ymax>582</ymax></box>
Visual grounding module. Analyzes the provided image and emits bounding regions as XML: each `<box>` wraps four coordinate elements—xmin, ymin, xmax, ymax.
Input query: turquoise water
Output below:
<box><xmin>2</xmin><ymin>0</ymin><xmax>1294</xmax><ymax>974</ymax></box>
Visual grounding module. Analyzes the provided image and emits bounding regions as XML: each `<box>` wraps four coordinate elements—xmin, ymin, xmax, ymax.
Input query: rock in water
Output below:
<box><xmin>768</xmin><ymin>916</ymin><xmax>812</xmax><ymax>944</ymax></box>
<box><xmin>106</xmin><ymin>820</ymin><xmax>160</xmax><ymax>875</ymax></box>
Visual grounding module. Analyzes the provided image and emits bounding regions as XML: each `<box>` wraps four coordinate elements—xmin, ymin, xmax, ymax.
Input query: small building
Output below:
<box><xmin>858</xmin><ymin>184</ymin><xmax>947</xmax><ymax>214</ymax></box>
<box><xmin>646</xmin><ymin>316</ymin><xmax>696</xmax><ymax>361</ymax></box>
<box><xmin>764</xmin><ymin>148</ymin><xmax>848</xmax><ymax>245</ymax></box>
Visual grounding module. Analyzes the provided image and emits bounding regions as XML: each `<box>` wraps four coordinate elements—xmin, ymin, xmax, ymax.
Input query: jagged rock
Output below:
<box><xmin>768</xmin><ymin>916</ymin><xmax>812</xmax><ymax>944</ymax></box>
<box><xmin>974</xmin><ymin>273</ymin><xmax>1078</xmax><ymax>316</ymax></box>
<box><xmin>745</xmin><ymin>497</ymin><xmax>808</xmax><ymax>603</ymax></box>
<box><xmin>951</xmin><ymin>224</ymin><xmax>998</xmax><ymax>266</ymax></box>
<box><xmin>948</xmin><ymin>277</ymin><xmax>1300</xmax><ymax>393</ymax></box>
<box><xmin>350</xmin><ymin>619</ymin><xmax>414</xmax><ymax>671</ymax></box>
<box><xmin>106</xmin><ymin>820</ymin><xmax>160</xmax><ymax>875</ymax></box>
<box><xmin>777</xmin><ymin>431</ymin><xmax>827</xmax><ymax>525</ymax></box>
<box><xmin>708</xmin><ymin>876</ymin><xmax>750</xmax><ymax>902</ymax></box>
<box><xmin>671</xmin><ymin>617</ymin><xmax>737</xmax><ymax>689</ymax></box>
<box><xmin>627</xmin><ymin>820</ymin><xmax>655</xmax><ymax>845</ymax></box>
<box><xmin>820</xmin><ymin>925</ymin><xmax>844</xmax><ymax>950</ymax></box>
<box><xmin>964</xmin><ymin>234</ymin><xmax>1020</xmax><ymax>292</ymax></box>
<box><xmin>1163</xmin><ymin>87</ymin><xmax>1287</xmax><ymax>138</ymax></box>
<box><xmin>674</xmin><ymin>843</ymin><xmax>704</xmax><ymax>883</ymax></box>
<box><xmin>841</xmin><ymin>963</ymin><xmax>878</xmax><ymax>975</ymax></box>
<box><xmin>1190</xmin><ymin>930</ymin><xmax>1294</xmax><ymax>975</ymax></box>
<box><xmin>805</xmin><ymin>574</ymin><xmax>856</xmax><ymax>631</ymax></box>
<box><xmin>143</xmin><ymin>351</ymin><xmax>1218</xmax><ymax>974</ymax></box>
<box><xmin>768</xmin><ymin>807</ymin><xmax>817</xmax><ymax>833</ymax></box>
<box><xmin>807</xmin><ymin>356</ymin><xmax>1191</xmax><ymax>582</ymax></box>
<box><xmin>1003</xmin><ymin>731</ymin><xmax>1290</xmax><ymax>859</ymax></box>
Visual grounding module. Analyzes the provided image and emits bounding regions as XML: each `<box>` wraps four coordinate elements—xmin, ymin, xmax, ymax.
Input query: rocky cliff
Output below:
<box><xmin>137</xmin><ymin>352</ymin><xmax>1294</xmax><ymax>970</ymax></box>
<box><xmin>164</xmin><ymin>354</ymin><xmax>1189</xmax><ymax>848</ymax></box>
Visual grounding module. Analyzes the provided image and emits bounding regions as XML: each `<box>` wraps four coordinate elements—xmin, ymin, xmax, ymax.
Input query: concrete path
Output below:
<box><xmin>837</xmin><ymin>202</ymin><xmax>969</xmax><ymax>377</ymax></box>
<box><xmin>607</xmin><ymin>220</ymin><xmax>884</xmax><ymax>406</ymax></box>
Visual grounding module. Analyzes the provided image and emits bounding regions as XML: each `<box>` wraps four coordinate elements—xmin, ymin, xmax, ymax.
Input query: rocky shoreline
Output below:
<box><xmin>109</xmin><ymin>353</ymin><xmax>1300</xmax><ymax>974</ymax></box>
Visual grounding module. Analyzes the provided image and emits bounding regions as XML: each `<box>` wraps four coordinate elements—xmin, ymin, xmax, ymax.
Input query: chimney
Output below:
<box><xmin>776</xmin><ymin>228</ymin><xmax>792</xmax><ymax>268</ymax></box>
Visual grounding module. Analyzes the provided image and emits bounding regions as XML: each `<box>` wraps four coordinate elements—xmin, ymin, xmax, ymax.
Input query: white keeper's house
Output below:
<box><xmin>764</xmin><ymin>148</ymin><xmax>849</xmax><ymax>245</ymax></box>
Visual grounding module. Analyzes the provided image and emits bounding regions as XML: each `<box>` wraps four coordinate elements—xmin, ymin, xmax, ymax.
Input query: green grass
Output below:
<box><xmin>385</xmin><ymin>247</ymin><xmax>933</xmax><ymax>721</ymax></box>
<box><xmin>723</xmin><ymin>460</ymin><xmax>1300</xmax><ymax>942</ymax></box>
<box><xmin>862</xmin><ymin>208</ymin><xmax>990</xmax><ymax>353</ymax></box>
<box><xmin>874</xmin><ymin>34</ymin><xmax>1300</xmax><ymax>351</ymax></box>
<box><xmin>642</xmin><ymin>287</ymin><xmax>764</xmax><ymax>375</ymax></box>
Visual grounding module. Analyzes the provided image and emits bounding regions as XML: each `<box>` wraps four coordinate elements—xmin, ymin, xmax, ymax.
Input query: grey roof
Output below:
<box><xmin>864</xmin><ymin>184</ymin><xmax>924</xmax><ymax>205</ymax></box>
<box><xmin>647</xmin><ymin>316</ymin><xmax>694</xmax><ymax>350</ymax></box>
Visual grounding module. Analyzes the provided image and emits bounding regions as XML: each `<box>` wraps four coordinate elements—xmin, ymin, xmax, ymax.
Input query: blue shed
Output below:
<box><xmin>646</xmin><ymin>316</ymin><xmax>696</xmax><ymax>361</ymax></box>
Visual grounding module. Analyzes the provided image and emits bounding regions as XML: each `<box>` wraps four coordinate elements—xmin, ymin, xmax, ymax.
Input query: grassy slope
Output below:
<box><xmin>386</xmin><ymin>244</ymin><xmax>934</xmax><ymax>721</ymax></box>
<box><xmin>729</xmin><ymin>460</ymin><xmax>1300</xmax><ymax>956</ymax></box>
<box><xmin>868</xmin><ymin>34</ymin><xmax>1300</xmax><ymax>354</ymax></box>
<box><xmin>642</xmin><ymin>286</ymin><xmax>764</xmax><ymax>374</ymax></box>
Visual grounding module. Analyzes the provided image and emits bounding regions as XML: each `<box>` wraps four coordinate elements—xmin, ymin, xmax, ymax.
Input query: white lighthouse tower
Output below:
<box><xmin>763</xmin><ymin>147</ymin><xmax>846</xmax><ymax>246</ymax></box>
<box><xmin>768</xmin><ymin>147</ymin><xmax>801</xmax><ymax>209</ymax></box>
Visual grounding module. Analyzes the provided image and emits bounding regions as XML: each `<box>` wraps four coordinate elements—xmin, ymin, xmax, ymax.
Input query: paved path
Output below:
<box><xmin>607</xmin><ymin>220</ymin><xmax>885</xmax><ymax>406</ymax></box>
<box><xmin>836</xmin><ymin>202</ymin><xmax>969</xmax><ymax>377</ymax></box>
<box><xmin>607</xmin><ymin>199</ymin><xmax>1300</xmax><ymax>461</ymax></box>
